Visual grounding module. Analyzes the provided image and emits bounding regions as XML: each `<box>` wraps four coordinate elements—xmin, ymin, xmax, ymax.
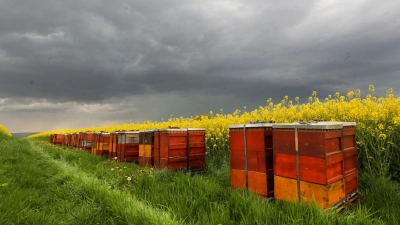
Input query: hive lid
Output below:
<box><xmin>118</xmin><ymin>131</ymin><xmax>139</xmax><ymax>134</ymax></box>
<box><xmin>139</xmin><ymin>129</ymin><xmax>157</xmax><ymax>132</ymax></box>
<box><xmin>228</xmin><ymin>123</ymin><xmax>273</xmax><ymax>129</ymax></box>
<box><xmin>343</xmin><ymin>122</ymin><xmax>357</xmax><ymax>126</ymax></box>
<box><xmin>158</xmin><ymin>128</ymin><xmax>206</xmax><ymax>131</ymax></box>
<box><xmin>187</xmin><ymin>128</ymin><xmax>206</xmax><ymax>131</ymax></box>
<box><xmin>158</xmin><ymin>128</ymin><xmax>188</xmax><ymax>132</ymax></box>
<box><xmin>272</xmin><ymin>122</ymin><xmax>343</xmax><ymax>129</ymax></box>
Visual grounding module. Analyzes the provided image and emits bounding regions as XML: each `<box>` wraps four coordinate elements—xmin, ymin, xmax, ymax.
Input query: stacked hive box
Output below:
<box><xmin>273</xmin><ymin>122</ymin><xmax>347</xmax><ymax>209</ymax></box>
<box><xmin>71</xmin><ymin>133</ymin><xmax>78</xmax><ymax>148</ymax></box>
<box><xmin>229</xmin><ymin>124</ymin><xmax>274</xmax><ymax>197</ymax></box>
<box><xmin>92</xmin><ymin>132</ymin><xmax>110</xmax><ymax>157</ymax></box>
<box><xmin>53</xmin><ymin>134</ymin><xmax>63</xmax><ymax>145</ymax></box>
<box><xmin>81</xmin><ymin>132</ymin><xmax>94</xmax><ymax>152</ymax></box>
<box><xmin>62</xmin><ymin>134</ymin><xmax>71</xmax><ymax>146</ymax></box>
<box><xmin>78</xmin><ymin>132</ymin><xmax>85</xmax><ymax>149</ymax></box>
<box><xmin>116</xmin><ymin>131</ymin><xmax>139</xmax><ymax>162</ymax></box>
<box><xmin>109</xmin><ymin>132</ymin><xmax>119</xmax><ymax>158</ymax></box>
<box><xmin>138</xmin><ymin>129</ymin><xmax>155</xmax><ymax>167</ymax></box>
<box><xmin>342</xmin><ymin>122</ymin><xmax>358</xmax><ymax>200</ymax></box>
<box><xmin>91</xmin><ymin>132</ymin><xmax>100</xmax><ymax>155</ymax></box>
<box><xmin>70</xmin><ymin>133</ymin><xmax>75</xmax><ymax>147</ymax></box>
<box><xmin>153</xmin><ymin>128</ymin><xmax>206</xmax><ymax>171</ymax></box>
<box><xmin>49</xmin><ymin>134</ymin><xmax>54</xmax><ymax>144</ymax></box>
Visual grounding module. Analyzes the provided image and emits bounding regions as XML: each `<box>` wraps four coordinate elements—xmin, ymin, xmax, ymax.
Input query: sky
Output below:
<box><xmin>0</xmin><ymin>0</ymin><xmax>399</xmax><ymax>133</ymax></box>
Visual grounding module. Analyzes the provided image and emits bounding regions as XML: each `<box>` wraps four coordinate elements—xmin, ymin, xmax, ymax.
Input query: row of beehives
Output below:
<box><xmin>229</xmin><ymin>121</ymin><xmax>358</xmax><ymax>210</ymax></box>
<box><xmin>49</xmin><ymin>128</ymin><xmax>206</xmax><ymax>171</ymax></box>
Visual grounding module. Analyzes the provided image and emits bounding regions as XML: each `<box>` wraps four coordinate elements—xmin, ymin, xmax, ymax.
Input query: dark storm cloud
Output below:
<box><xmin>1</xmin><ymin>0</ymin><xmax>400</xmax><ymax>132</ymax></box>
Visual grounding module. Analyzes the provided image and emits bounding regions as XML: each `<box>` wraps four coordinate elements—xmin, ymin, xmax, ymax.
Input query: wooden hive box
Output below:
<box><xmin>82</xmin><ymin>132</ymin><xmax>94</xmax><ymax>152</ymax></box>
<box><xmin>138</xmin><ymin>129</ymin><xmax>155</xmax><ymax>167</ymax></box>
<box><xmin>70</xmin><ymin>133</ymin><xmax>75</xmax><ymax>148</ymax></box>
<box><xmin>49</xmin><ymin>134</ymin><xmax>54</xmax><ymax>144</ymax></box>
<box><xmin>109</xmin><ymin>132</ymin><xmax>118</xmax><ymax>159</ymax></box>
<box><xmin>153</xmin><ymin>128</ymin><xmax>206</xmax><ymax>171</ymax></box>
<box><xmin>62</xmin><ymin>134</ymin><xmax>70</xmax><ymax>147</ymax></box>
<box><xmin>273</xmin><ymin>122</ymin><xmax>344</xmax><ymax>185</ymax></box>
<box><xmin>342</xmin><ymin>122</ymin><xmax>358</xmax><ymax>198</ymax></box>
<box><xmin>187</xmin><ymin>128</ymin><xmax>206</xmax><ymax>171</ymax></box>
<box><xmin>229</xmin><ymin>123</ymin><xmax>274</xmax><ymax>197</ymax></box>
<box><xmin>97</xmin><ymin>133</ymin><xmax>110</xmax><ymax>157</ymax></box>
<box><xmin>342</xmin><ymin>122</ymin><xmax>357</xmax><ymax>175</ymax></box>
<box><xmin>91</xmin><ymin>132</ymin><xmax>101</xmax><ymax>155</ymax></box>
<box><xmin>72</xmin><ymin>133</ymin><xmax>79</xmax><ymax>148</ymax></box>
<box><xmin>54</xmin><ymin>134</ymin><xmax>63</xmax><ymax>145</ymax></box>
<box><xmin>116</xmin><ymin>131</ymin><xmax>139</xmax><ymax>162</ymax></box>
<box><xmin>78</xmin><ymin>132</ymin><xmax>85</xmax><ymax>150</ymax></box>
<box><xmin>274</xmin><ymin>175</ymin><xmax>345</xmax><ymax>209</ymax></box>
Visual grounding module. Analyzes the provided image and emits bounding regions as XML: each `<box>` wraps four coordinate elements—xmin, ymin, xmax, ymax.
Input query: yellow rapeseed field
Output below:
<box><xmin>29</xmin><ymin>85</ymin><xmax>400</xmax><ymax>140</ymax></box>
<box><xmin>0</xmin><ymin>124</ymin><xmax>12</xmax><ymax>137</ymax></box>
<box><xmin>28</xmin><ymin>85</ymin><xmax>400</xmax><ymax>178</ymax></box>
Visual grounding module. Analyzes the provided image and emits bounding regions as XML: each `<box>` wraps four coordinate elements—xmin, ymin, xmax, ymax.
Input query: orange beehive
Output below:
<box><xmin>272</xmin><ymin>122</ymin><xmax>358</xmax><ymax>209</ymax></box>
<box><xmin>138</xmin><ymin>129</ymin><xmax>155</xmax><ymax>167</ymax></box>
<box><xmin>273</xmin><ymin>122</ymin><xmax>344</xmax><ymax>185</ymax></box>
<box><xmin>153</xmin><ymin>128</ymin><xmax>206</xmax><ymax>171</ymax></box>
<box><xmin>74</xmin><ymin>133</ymin><xmax>79</xmax><ymax>149</ymax></box>
<box><xmin>82</xmin><ymin>132</ymin><xmax>94</xmax><ymax>152</ymax></box>
<box><xmin>116</xmin><ymin>131</ymin><xmax>139</xmax><ymax>162</ymax></box>
<box><xmin>274</xmin><ymin>175</ymin><xmax>345</xmax><ymax>209</ymax></box>
<box><xmin>70</xmin><ymin>133</ymin><xmax>77</xmax><ymax>148</ymax></box>
<box><xmin>229</xmin><ymin>124</ymin><xmax>274</xmax><ymax>197</ymax></box>
<box><xmin>49</xmin><ymin>134</ymin><xmax>54</xmax><ymax>144</ymax></box>
<box><xmin>91</xmin><ymin>133</ymin><xmax>100</xmax><ymax>155</ymax></box>
<box><xmin>77</xmin><ymin>132</ymin><xmax>85</xmax><ymax>149</ymax></box>
<box><xmin>53</xmin><ymin>134</ymin><xmax>63</xmax><ymax>145</ymax></box>
<box><xmin>342</xmin><ymin>122</ymin><xmax>358</xmax><ymax>199</ymax></box>
<box><xmin>95</xmin><ymin>132</ymin><xmax>110</xmax><ymax>157</ymax></box>
<box><xmin>62</xmin><ymin>134</ymin><xmax>71</xmax><ymax>147</ymax></box>
<box><xmin>109</xmin><ymin>132</ymin><xmax>118</xmax><ymax>159</ymax></box>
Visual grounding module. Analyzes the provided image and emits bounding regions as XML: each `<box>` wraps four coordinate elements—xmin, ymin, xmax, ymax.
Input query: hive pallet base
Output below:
<box><xmin>330</xmin><ymin>192</ymin><xmax>360</xmax><ymax>213</ymax></box>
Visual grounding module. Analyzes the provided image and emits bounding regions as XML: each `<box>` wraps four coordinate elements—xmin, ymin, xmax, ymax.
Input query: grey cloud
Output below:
<box><xmin>0</xmin><ymin>0</ymin><xmax>399</xmax><ymax>132</ymax></box>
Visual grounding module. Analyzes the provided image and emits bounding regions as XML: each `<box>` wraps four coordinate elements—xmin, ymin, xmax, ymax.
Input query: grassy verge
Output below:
<box><xmin>1</xmin><ymin>136</ymin><xmax>400</xmax><ymax>224</ymax></box>
<box><xmin>0</xmin><ymin>137</ymin><xmax>179</xmax><ymax>225</ymax></box>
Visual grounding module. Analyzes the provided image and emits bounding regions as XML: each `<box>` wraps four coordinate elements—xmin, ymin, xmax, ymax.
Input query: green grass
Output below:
<box><xmin>0</xmin><ymin>137</ymin><xmax>179</xmax><ymax>225</ymax></box>
<box><xmin>1</xmin><ymin>136</ymin><xmax>400</xmax><ymax>224</ymax></box>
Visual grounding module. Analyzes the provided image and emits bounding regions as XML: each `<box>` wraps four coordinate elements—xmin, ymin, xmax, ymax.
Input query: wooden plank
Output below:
<box><xmin>274</xmin><ymin>153</ymin><xmax>344</xmax><ymax>185</ymax></box>
<box><xmin>274</xmin><ymin>175</ymin><xmax>345</xmax><ymax>209</ymax></box>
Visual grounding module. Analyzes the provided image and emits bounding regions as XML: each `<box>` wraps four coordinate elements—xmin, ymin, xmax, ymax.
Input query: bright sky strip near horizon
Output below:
<box><xmin>0</xmin><ymin>0</ymin><xmax>399</xmax><ymax>133</ymax></box>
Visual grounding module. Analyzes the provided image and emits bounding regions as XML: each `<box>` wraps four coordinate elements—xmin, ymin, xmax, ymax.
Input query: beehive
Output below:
<box><xmin>274</xmin><ymin>175</ymin><xmax>345</xmax><ymax>209</ymax></box>
<box><xmin>116</xmin><ymin>131</ymin><xmax>139</xmax><ymax>162</ymax></box>
<box><xmin>273</xmin><ymin>122</ymin><xmax>344</xmax><ymax>185</ymax></box>
<box><xmin>91</xmin><ymin>132</ymin><xmax>110</xmax><ymax>156</ymax></box>
<box><xmin>342</xmin><ymin>122</ymin><xmax>358</xmax><ymax>199</ymax></box>
<box><xmin>138</xmin><ymin>129</ymin><xmax>155</xmax><ymax>167</ymax></box>
<box><xmin>49</xmin><ymin>134</ymin><xmax>54</xmax><ymax>144</ymax></box>
<box><xmin>98</xmin><ymin>133</ymin><xmax>110</xmax><ymax>157</ymax></box>
<box><xmin>81</xmin><ymin>132</ymin><xmax>94</xmax><ymax>152</ymax></box>
<box><xmin>55</xmin><ymin>134</ymin><xmax>63</xmax><ymax>145</ymax></box>
<box><xmin>71</xmin><ymin>133</ymin><xmax>80</xmax><ymax>148</ymax></box>
<box><xmin>153</xmin><ymin>128</ymin><xmax>206</xmax><ymax>171</ymax></box>
<box><xmin>91</xmin><ymin>132</ymin><xmax>100</xmax><ymax>155</ymax></box>
<box><xmin>229</xmin><ymin>123</ymin><xmax>274</xmax><ymax>197</ymax></box>
<box><xmin>109</xmin><ymin>132</ymin><xmax>118</xmax><ymax>159</ymax></box>
<box><xmin>273</xmin><ymin>122</ymin><xmax>347</xmax><ymax>208</ymax></box>
<box><xmin>62</xmin><ymin>134</ymin><xmax>71</xmax><ymax>147</ymax></box>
